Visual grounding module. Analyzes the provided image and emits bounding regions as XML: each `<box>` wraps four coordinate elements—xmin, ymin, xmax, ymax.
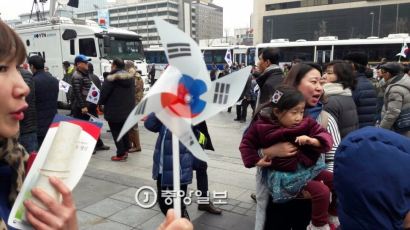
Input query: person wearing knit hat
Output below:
<box><xmin>380</xmin><ymin>62</ymin><xmax>403</xmax><ymax>76</ymax></box>
<box><xmin>343</xmin><ymin>52</ymin><xmax>377</xmax><ymax>128</ymax></box>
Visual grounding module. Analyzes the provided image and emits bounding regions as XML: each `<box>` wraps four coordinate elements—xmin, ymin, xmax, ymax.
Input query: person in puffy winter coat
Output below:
<box><xmin>125</xmin><ymin>61</ymin><xmax>144</xmax><ymax>152</ymax></box>
<box><xmin>144</xmin><ymin>113</ymin><xmax>194</xmax><ymax>220</ymax></box>
<box><xmin>322</xmin><ymin>61</ymin><xmax>359</xmax><ymax>138</ymax></box>
<box><xmin>99</xmin><ymin>58</ymin><xmax>135</xmax><ymax>161</ymax></box>
<box><xmin>379</xmin><ymin>62</ymin><xmax>410</xmax><ymax>137</ymax></box>
<box><xmin>343</xmin><ymin>52</ymin><xmax>377</xmax><ymax>128</ymax></box>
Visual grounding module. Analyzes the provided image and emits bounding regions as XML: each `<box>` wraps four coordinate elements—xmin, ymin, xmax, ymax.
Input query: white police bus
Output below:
<box><xmin>256</xmin><ymin>34</ymin><xmax>410</xmax><ymax>66</ymax></box>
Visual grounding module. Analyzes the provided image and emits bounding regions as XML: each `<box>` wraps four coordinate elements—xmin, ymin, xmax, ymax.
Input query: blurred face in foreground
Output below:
<box><xmin>0</xmin><ymin>59</ymin><xmax>29</xmax><ymax>138</ymax></box>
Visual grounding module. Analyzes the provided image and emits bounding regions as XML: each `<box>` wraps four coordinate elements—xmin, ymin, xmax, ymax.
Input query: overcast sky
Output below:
<box><xmin>0</xmin><ymin>0</ymin><xmax>253</xmax><ymax>33</ymax></box>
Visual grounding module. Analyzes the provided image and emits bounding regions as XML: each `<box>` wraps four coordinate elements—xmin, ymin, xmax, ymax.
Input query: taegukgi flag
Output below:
<box><xmin>224</xmin><ymin>49</ymin><xmax>232</xmax><ymax>67</ymax></box>
<box><xmin>86</xmin><ymin>82</ymin><xmax>100</xmax><ymax>104</ymax></box>
<box><xmin>396</xmin><ymin>42</ymin><xmax>409</xmax><ymax>58</ymax></box>
<box><xmin>59</xmin><ymin>80</ymin><xmax>71</xmax><ymax>93</ymax></box>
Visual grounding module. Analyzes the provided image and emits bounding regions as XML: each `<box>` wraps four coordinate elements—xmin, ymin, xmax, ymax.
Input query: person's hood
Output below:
<box><xmin>106</xmin><ymin>69</ymin><xmax>134</xmax><ymax>87</ymax></box>
<box><xmin>334</xmin><ymin>127</ymin><xmax>410</xmax><ymax>229</ymax></box>
<box><xmin>323</xmin><ymin>83</ymin><xmax>352</xmax><ymax>96</ymax></box>
<box><xmin>127</xmin><ymin>67</ymin><xmax>141</xmax><ymax>78</ymax></box>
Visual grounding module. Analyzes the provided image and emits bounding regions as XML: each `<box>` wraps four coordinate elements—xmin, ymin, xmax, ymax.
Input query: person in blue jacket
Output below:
<box><xmin>144</xmin><ymin>113</ymin><xmax>195</xmax><ymax>220</ymax></box>
<box><xmin>334</xmin><ymin>127</ymin><xmax>410</xmax><ymax>229</ymax></box>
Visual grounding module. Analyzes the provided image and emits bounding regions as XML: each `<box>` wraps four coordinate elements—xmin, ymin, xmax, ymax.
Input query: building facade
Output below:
<box><xmin>76</xmin><ymin>0</ymin><xmax>223</xmax><ymax>48</ymax></box>
<box><xmin>192</xmin><ymin>0</ymin><xmax>223</xmax><ymax>41</ymax></box>
<box><xmin>234</xmin><ymin>28</ymin><xmax>253</xmax><ymax>46</ymax></box>
<box><xmin>76</xmin><ymin>0</ymin><xmax>194</xmax><ymax>47</ymax></box>
<box><xmin>253</xmin><ymin>0</ymin><xmax>410</xmax><ymax>44</ymax></box>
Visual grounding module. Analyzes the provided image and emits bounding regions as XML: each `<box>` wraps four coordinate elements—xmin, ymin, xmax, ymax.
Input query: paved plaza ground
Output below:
<box><xmin>69</xmin><ymin>110</ymin><xmax>257</xmax><ymax>230</ymax></box>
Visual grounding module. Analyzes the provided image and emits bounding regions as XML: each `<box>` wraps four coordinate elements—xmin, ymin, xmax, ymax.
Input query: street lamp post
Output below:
<box><xmin>370</xmin><ymin>12</ymin><xmax>375</xmax><ymax>37</ymax></box>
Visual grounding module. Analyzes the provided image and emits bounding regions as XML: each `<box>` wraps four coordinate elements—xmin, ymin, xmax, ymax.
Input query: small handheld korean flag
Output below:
<box><xmin>224</xmin><ymin>49</ymin><xmax>232</xmax><ymax>67</ymax></box>
<box><xmin>86</xmin><ymin>83</ymin><xmax>100</xmax><ymax>105</ymax></box>
<box><xmin>396</xmin><ymin>43</ymin><xmax>409</xmax><ymax>59</ymax></box>
<box><xmin>87</xmin><ymin>113</ymin><xmax>103</xmax><ymax>126</ymax></box>
<box><xmin>59</xmin><ymin>80</ymin><xmax>71</xmax><ymax>93</ymax></box>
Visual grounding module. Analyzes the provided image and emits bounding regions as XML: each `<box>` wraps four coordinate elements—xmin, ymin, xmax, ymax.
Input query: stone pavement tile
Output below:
<box><xmin>238</xmin><ymin>201</ymin><xmax>254</xmax><ymax>209</ymax></box>
<box><xmin>235</xmin><ymin>189</ymin><xmax>257</xmax><ymax>203</ymax></box>
<box><xmin>110</xmin><ymin>187</ymin><xmax>139</xmax><ymax>204</ymax></box>
<box><xmin>192</xmin><ymin>211</ymin><xmax>254</xmax><ymax>230</ymax></box>
<box><xmin>218</xmin><ymin>204</ymin><xmax>234</xmax><ymax>211</ymax></box>
<box><xmin>186</xmin><ymin>202</ymin><xmax>205</xmax><ymax>221</ymax></box>
<box><xmin>108</xmin><ymin>205</ymin><xmax>159</xmax><ymax>227</ymax></box>
<box><xmin>73</xmin><ymin>176</ymin><xmax>128</xmax><ymax>209</ymax></box>
<box><xmin>225</xmin><ymin>198</ymin><xmax>241</xmax><ymax>206</ymax></box>
<box><xmin>151</xmin><ymin>203</ymin><xmax>161</xmax><ymax>212</ymax></box>
<box><xmin>77</xmin><ymin>210</ymin><xmax>104</xmax><ymax>230</ymax></box>
<box><xmin>194</xmin><ymin>223</ymin><xmax>224</xmax><ymax>230</ymax></box>
<box><xmin>231</xmin><ymin>206</ymin><xmax>248</xmax><ymax>215</ymax></box>
<box><xmin>126</xmin><ymin>169</ymin><xmax>155</xmax><ymax>182</ymax></box>
<box><xmin>84</xmin><ymin>167</ymin><xmax>156</xmax><ymax>189</ymax></box>
<box><xmin>81</xmin><ymin>219</ymin><xmax>133</xmax><ymax>230</ymax></box>
<box><xmin>134</xmin><ymin>213</ymin><xmax>164</xmax><ymax>230</ymax></box>
<box><xmin>208</xmin><ymin>183</ymin><xmax>246</xmax><ymax>200</ymax></box>
<box><xmin>83</xmin><ymin>198</ymin><xmax>131</xmax><ymax>218</ymax></box>
<box><xmin>246</xmin><ymin>209</ymin><xmax>256</xmax><ymax>217</ymax></box>
<box><xmin>207</xmin><ymin>169</ymin><xmax>256</xmax><ymax>190</ymax></box>
<box><xmin>207</xmin><ymin>160</ymin><xmax>250</xmax><ymax>173</ymax></box>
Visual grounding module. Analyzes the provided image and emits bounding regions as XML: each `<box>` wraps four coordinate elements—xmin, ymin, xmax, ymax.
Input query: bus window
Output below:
<box><xmin>70</xmin><ymin>40</ymin><xmax>75</xmax><ymax>55</ymax></box>
<box><xmin>279</xmin><ymin>46</ymin><xmax>315</xmax><ymax>63</ymax></box>
<box><xmin>315</xmin><ymin>46</ymin><xmax>332</xmax><ymax>65</ymax></box>
<box><xmin>213</xmin><ymin>50</ymin><xmax>226</xmax><ymax>64</ymax></box>
<box><xmin>203</xmin><ymin>51</ymin><xmax>213</xmax><ymax>64</ymax></box>
<box><xmin>247</xmin><ymin>47</ymin><xmax>256</xmax><ymax>66</ymax></box>
<box><xmin>79</xmin><ymin>38</ymin><xmax>97</xmax><ymax>57</ymax></box>
<box><xmin>333</xmin><ymin>44</ymin><xmax>402</xmax><ymax>64</ymax></box>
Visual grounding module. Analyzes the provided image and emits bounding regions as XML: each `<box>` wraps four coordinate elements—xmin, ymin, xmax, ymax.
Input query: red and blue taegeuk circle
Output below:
<box><xmin>160</xmin><ymin>75</ymin><xmax>207</xmax><ymax>118</ymax></box>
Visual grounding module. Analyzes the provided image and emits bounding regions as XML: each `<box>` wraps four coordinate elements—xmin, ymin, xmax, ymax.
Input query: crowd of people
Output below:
<box><xmin>2</xmin><ymin>17</ymin><xmax>410</xmax><ymax>229</ymax></box>
<box><xmin>0</xmin><ymin>20</ymin><xmax>192</xmax><ymax>230</ymax></box>
<box><xmin>237</xmin><ymin>47</ymin><xmax>410</xmax><ymax>230</ymax></box>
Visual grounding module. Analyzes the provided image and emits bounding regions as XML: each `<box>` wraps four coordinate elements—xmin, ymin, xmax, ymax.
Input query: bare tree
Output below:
<box><xmin>313</xmin><ymin>20</ymin><xmax>328</xmax><ymax>40</ymax></box>
<box><xmin>397</xmin><ymin>17</ymin><xmax>409</xmax><ymax>33</ymax></box>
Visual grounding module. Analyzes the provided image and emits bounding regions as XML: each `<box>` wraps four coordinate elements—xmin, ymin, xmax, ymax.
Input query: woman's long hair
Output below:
<box><xmin>0</xmin><ymin>20</ymin><xmax>27</xmax><ymax>65</ymax></box>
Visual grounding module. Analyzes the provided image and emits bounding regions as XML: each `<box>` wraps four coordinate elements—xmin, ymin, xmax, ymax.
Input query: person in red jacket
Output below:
<box><xmin>240</xmin><ymin>85</ymin><xmax>337</xmax><ymax>230</ymax></box>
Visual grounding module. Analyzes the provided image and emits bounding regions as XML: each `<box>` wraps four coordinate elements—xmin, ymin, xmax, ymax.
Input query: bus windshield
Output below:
<box><xmin>99</xmin><ymin>36</ymin><xmax>145</xmax><ymax>61</ymax></box>
<box><xmin>145</xmin><ymin>50</ymin><xmax>168</xmax><ymax>64</ymax></box>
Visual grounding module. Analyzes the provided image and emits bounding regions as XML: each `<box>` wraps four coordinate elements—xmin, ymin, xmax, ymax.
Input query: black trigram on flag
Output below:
<box><xmin>134</xmin><ymin>99</ymin><xmax>147</xmax><ymax>115</ymax></box>
<box><xmin>213</xmin><ymin>82</ymin><xmax>230</xmax><ymax>104</ymax></box>
<box><xmin>167</xmin><ymin>43</ymin><xmax>191</xmax><ymax>59</ymax></box>
<box><xmin>180</xmin><ymin>132</ymin><xmax>195</xmax><ymax>146</ymax></box>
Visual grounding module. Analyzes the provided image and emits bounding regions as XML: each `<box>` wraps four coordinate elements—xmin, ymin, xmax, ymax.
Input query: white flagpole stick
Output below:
<box><xmin>172</xmin><ymin>133</ymin><xmax>181</xmax><ymax>218</ymax></box>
